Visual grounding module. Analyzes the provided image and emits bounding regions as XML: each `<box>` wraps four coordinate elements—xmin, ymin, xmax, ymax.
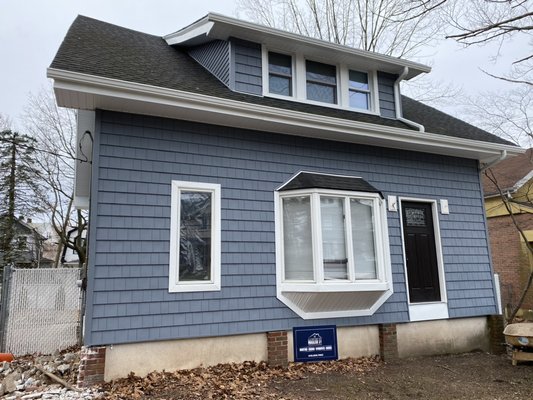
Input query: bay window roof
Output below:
<box><xmin>278</xmin><ymin>171</ymin><xmax>383</xmax><ymax>197</ymax></box>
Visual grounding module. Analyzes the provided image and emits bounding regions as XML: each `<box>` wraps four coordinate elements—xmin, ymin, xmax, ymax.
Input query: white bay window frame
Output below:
<box><xmin>276</xmin><ymin>188</ymin><xmax>389</xmax><ymax>293</ymax></box>
<box><xmin>169</xmin><ymin>180</ymin><xmax>221</xmax><ymax>293</ymax></box>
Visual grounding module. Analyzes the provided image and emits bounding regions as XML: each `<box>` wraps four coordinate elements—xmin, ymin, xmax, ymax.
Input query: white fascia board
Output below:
<box><xmin>164</xmin><ymin>13</ymin><xmax>430</xmax><ymax>80</ymax></box>
<box><xmin>47</xmin><ymin>68</ymin><xmax>524</xmax><ymax>163</ymax></box>
<box><xmin>164</xmin><ymin>19</ymin><xmax>214</xmax><ymax>46</ymax></box>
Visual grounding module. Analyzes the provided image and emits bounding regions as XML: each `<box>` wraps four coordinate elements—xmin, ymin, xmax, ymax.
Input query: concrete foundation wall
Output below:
<box><xmin>104</xmin><ymin>333</ymin><xmax>267</xmax><ymax>381</ymax></box>
<box><xmin>103</xmin><ymin>318</ymin><xmax>490</xmax><ymax>381</ymax></box>
<box><xmin>287</xmin><ymin>326</ymin><xmax>380</xmax><ymax>362</ymax></box>
<box><xmin>397</xmin><ymin>317</ymin><xmax>489</xmax><ymax>358</ymax></box>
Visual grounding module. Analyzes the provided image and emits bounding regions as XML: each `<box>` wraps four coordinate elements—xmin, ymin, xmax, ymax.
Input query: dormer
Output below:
<box><xmin>165</xmin><ymin>13</ymin><xmax>430</xmax><ymax>121</ymax></box>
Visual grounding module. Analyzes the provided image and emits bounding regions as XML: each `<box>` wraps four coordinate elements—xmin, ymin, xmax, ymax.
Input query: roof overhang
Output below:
<box><xmin>48</xmin><ymin>67</ymin><xmax>524</xmax><ymax>164</ymax></box>
<box><xmin>164</xmin><ymin>13</ymin><xmax>430</xmax><ymax>80</ymax></box>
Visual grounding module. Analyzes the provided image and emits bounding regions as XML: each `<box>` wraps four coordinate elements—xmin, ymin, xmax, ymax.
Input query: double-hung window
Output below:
<box><xmin>306</xmin><ymin>60</ymin><xmax>337</xmax><ymax>104</ymax></box>
<box><xmin>275</xmin><ymin>172</ymin><xmax>392</xmax><ymax>319</ymax></box>
<box><xmin>268</xmin><ymin>52</ymin><xmax>293</xmax><ymax>96</ymax></box>
<box><xmin>169</xmin><ymin>181</ymin><xmax>221</xmax><ymax>292</ymax></box>
<box><xmin>348</xmin><ymin>70</ymin><xmax>371</xmax><ymax>110</ymax></box>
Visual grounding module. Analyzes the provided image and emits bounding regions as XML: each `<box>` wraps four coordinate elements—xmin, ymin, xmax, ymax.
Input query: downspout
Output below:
<box><xmin>480</xmin><ymin>150</ymin><xmax>507</xmax><ymax>172</ymax></box>
<box><xmin>394</xmin><ymin>67</ymin><xmax>425</xmax><ymax>132</ymax></box>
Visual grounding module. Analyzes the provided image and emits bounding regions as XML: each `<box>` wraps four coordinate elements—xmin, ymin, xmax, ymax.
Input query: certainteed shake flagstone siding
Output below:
<box><xmin>84</xmin><ymin>110</ymin><xmax>496</xmax><ymax>346</ymax></box>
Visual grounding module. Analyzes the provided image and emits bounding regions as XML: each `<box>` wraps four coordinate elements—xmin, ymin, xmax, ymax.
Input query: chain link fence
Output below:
<box><xmin>0</xmin><ymin>266</ymin><xmax>82</xmax><ymax>355</ymax></box>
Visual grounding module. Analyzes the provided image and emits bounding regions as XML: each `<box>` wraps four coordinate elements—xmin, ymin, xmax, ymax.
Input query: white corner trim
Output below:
<box><xmin>47</xmin><ymin>68</ymin><xmax>524</xmax><ymax>163</ymax></box>
<box><xmin>169</xmin><ymin>180</ymin><xmax>221</xmax><ymax>293</ymax></box>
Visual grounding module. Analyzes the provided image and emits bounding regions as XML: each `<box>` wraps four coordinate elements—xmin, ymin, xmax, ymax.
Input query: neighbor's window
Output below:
<box><xmin>306</xmin><ymin>60</ymin><xmax>337</xmax><ymax>104</ymax></box>
<box><xmin>279</xmin><ymin>190</ymin><xmax>383</xmax><ymax>284</ymax></box>
<box><xmin>169</xmin><ymin>181</ymin><xmax>221</xmax><ymax>292</ymax></box>
<box><xmin>348</xmin><ymin>70</ymin><xmax>370</xmax><ymax>110</ymax></box>
<box><xmin>268</xmin><ymin>52</ymin><xmax>293</xmax><ymax>96</ymax></box>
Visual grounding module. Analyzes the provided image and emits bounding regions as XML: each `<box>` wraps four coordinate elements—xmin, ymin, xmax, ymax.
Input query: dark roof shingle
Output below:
<box><xmin>50</xmin><ymin>15</ymin><xmax>515</xmax><ymax>147</ymax></box>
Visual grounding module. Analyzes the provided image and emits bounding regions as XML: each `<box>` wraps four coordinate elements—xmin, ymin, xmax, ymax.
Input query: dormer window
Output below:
<box><xmin>348</xmin><ymin>70</ymin><xmax>370</xmax><ymax>110</ymax></box>
<box><xmin>268</xmin><ymin>52</ymin><xmax>293</xmax><ymax>96</ymax></box>
<box><xmin>262</xmin><ymin>47</ymin><xmax>380</xmax><ymax>114</ymax></box>
<box><xmin>306</xmin><ymin>60</ymin><xmax>337</xmax><ymax>104</ymax></box>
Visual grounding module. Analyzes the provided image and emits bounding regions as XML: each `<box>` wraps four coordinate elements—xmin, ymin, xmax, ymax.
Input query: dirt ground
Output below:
<box><xmin>101</xmin><ymin>351</ymin><xmax>533</xmax><ymax>400</ymax></box>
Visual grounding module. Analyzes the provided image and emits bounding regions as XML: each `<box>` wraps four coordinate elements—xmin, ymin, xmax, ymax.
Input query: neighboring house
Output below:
<box><xmin>483</xmin><ymin>148</ymin><xmax>533</xmax><ymax>317</ymax></box>
<box><xmin>0</xmin><ymin>218</ymin><xmax>53</xmax><ymax>268</ymax></box>
<box><xmin>48</xmin><ymin>14</ymin><xmax>523</xmax><ymax>383</ymax></box>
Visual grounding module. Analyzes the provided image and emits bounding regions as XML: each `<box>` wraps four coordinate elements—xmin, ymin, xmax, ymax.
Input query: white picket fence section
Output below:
<box><xmin>2</xmin><ymin>268</ymin><xmax>81</xmax><ymax>355</ymax></box>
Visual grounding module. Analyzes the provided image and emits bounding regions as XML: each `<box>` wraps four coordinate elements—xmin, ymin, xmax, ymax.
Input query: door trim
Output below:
<box><xmin>399</xmin><ymin>197</ymin><xmax>448</xmax><ymax>321</ymax></box>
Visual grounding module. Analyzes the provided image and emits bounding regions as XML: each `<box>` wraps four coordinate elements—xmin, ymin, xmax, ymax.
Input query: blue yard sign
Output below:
<box><xmin>293</xmin><ymin>325</ymin><xmax>338</xmax><ymax>362</ymax></box>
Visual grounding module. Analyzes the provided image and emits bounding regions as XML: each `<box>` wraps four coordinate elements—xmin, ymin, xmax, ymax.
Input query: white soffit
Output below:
<box><xmin>164</xmin><ymin>13</ymin><xmax>430</xmax><ymax>80</ymax></box>
<box><xmin>48</xmin><ymin>68</ymin><xmax>524</xmax><ymax>164</ymax></box>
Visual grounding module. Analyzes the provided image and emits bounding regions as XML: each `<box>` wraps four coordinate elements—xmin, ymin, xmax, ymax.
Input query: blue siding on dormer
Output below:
<box><xmin>83</xmin><ymin>110</ymin><xmax>496</xmax><ymax>347</ymax></box>
<box><xmin>230</xmin><ymin>38</ymin><xmax>262</xmax><ymax>95</ymax></box>
<box><xmin>378</xmin><ymin>72</ymin><xmax>397</xmax><ymax>118</ymax></box>
<box><xmin>188</xmin><ymin>40</ymin><xmax>230</xmax><ymax>87</ymax></box>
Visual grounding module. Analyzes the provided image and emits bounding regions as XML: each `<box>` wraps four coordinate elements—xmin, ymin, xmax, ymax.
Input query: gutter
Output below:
<box><xmin>394</xmin><ymin>67</ymin><xmax>425</xmax><ymax>132</ymax></box>
<box><xmin>480</xmin><ymin>150</ymin><xmax>507</xmax><ymax>172</ymax></box>
<box><xmin>47</xmin><ymin>68</ymin><xmax>524</xmax><ymax>163</ymax></box>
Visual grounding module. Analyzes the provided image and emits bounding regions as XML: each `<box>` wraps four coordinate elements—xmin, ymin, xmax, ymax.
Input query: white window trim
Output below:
<box><xmin>261</xmin><ymin>45</ymin><xmax>380</xmax><ymax>116</ymax></box>
<box><xmin>169</xmin><ymin>180</ymin><xmax>221</xmax><ymax>293</ymax></box>
<box><xmin>275</xmin><ymin>187</ymin><xmax>391</xmax><ymax>293</ymax></box>
<box><xmin>398</xmin><ymin>197</ymin><xmax>448</xmax><ymax>321</ymax></box>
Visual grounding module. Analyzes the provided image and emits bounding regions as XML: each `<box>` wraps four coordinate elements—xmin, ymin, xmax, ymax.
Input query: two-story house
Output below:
<box><xmin>47</xmin><ymin>14</ymin><xmax>522</xmax><ymax>384</ymax></box>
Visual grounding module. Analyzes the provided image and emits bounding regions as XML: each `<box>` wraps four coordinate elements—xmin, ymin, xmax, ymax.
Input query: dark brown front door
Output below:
<box><xmin>401</xmin><ymin>202</ymin><xmax>441</xmax><ymax>303</ymax></box>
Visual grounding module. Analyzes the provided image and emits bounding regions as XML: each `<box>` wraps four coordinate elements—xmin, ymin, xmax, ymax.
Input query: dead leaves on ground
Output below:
<box><xmin>101</xmin><ymin>356</ymin><xmax>379</xmax><ymax>400</ymax></box>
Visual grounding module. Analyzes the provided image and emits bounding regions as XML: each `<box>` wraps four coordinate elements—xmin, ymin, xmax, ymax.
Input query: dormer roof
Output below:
<box><xmin>48</xmin><ymin>15</ymin><xmax>523</xmax><ymax>164</ymax></box>
<box><xmin>164</xmin><ymin>13</ymin><xmax>430</xmax><ymax>80</ymax></box>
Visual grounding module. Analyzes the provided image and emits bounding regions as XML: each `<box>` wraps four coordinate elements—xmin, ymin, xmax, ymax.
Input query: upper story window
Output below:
<box><xmin>306</xmin><ymin>60</ymin><xmax>337</xmax><ymax>104</ymax></box>
<box><xmin>169</xmin><ymin>180</ymin><xmax>221</xmax><ymax>293</ymax></box>
<box><xmin>349</xmin><ymin>70</ymin><xmax>370</xmax><ymax>110</ymax></box>
<box><xmin>263</xmin><ymin>47</ymin><xmax>379</xmax><ymax>114</ymax></box>
<box><xmin>268</xmin><ymin>52</ymin><xmax>293</xmax><ymax>96</ymax></box>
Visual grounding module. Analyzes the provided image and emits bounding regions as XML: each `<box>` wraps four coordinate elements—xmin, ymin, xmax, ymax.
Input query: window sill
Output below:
<box><xmin>168</xmin><ymin>282</ymin><xmax>221</xmax><ymax>293</ymax></box>
<box><xmin>263</xmin><ymin>93</ymin><xmax>381</xmax><ymax>117</ymax></box>
<box><xmin>281</xmin><ymin>281</ymin><xmax>388</xmax><ymax>292</ymax></box>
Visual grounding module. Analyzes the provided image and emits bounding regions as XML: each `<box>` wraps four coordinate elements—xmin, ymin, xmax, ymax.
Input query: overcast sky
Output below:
<box><xmin>0</xmin><ymin>0</ymin><xmax>525</xmax><ymax>130</ymax></box>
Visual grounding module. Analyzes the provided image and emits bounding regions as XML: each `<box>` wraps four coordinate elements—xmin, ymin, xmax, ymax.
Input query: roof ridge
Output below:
<box><xmin>74</xmin><ymin>14</ymin><xmax>163</xmax><ymax>39</ymax></box>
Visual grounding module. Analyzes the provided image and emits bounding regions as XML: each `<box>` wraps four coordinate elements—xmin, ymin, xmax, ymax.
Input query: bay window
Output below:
<box><xmin>275</xmin><ymin>172</ymin><xmax>392</xmax><ymax>319</ymax></box>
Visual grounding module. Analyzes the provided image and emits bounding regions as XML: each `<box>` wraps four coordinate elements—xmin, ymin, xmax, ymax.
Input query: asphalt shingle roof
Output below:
<box><xmin>482</xmin><ymin>148</ymin><xmax>533</xmax><ymax>196</ymax></box>
<box><xmin>50</xmin><ymin>15</ymin><xmax>514</xmax><ymax>146</ymax></box>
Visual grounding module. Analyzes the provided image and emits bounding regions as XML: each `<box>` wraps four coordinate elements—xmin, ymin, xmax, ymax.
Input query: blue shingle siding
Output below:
<box><xmin>188</xmin><ymin>40</ymin><xmax>231</xmax><ymax>87</ymax></box>
<box><xmin>230</xmin><ymin>38</ymin><xmax>262</xmax><ymax>95</ymax></box>
<box><xmin>377</xmin><ymin>71</ymin><xmax>397</xmax><ymax>118</ymax></box>
<box><xmin>84</xmin><ymin>110</ymin><xmax>496</xmax><ymax>346</ymax></box>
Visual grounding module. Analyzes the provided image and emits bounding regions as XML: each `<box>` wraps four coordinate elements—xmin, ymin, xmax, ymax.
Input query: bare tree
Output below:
<box><xmin>444</xmin><ymin>0</ymin><xmax>532</xmax><ymax>85</ymax></box>
<box><xmin>463</xmin><ymin>86</ymin><xmax>532</xmax><ymax>147</ymax></box>
<box><xmin>236</xmin><ymin>0</ymin><xmax>447</xmax><ymax>57</ymax></box>
<box><xmin>235</xmin><ymin>0</ymin><xmax>460</xmax><ymax>103</ymax></box>
<box><xmin>23</xmin><ymin>86</ymin><xmax>87</xmax><ymax>269</ymax></box>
